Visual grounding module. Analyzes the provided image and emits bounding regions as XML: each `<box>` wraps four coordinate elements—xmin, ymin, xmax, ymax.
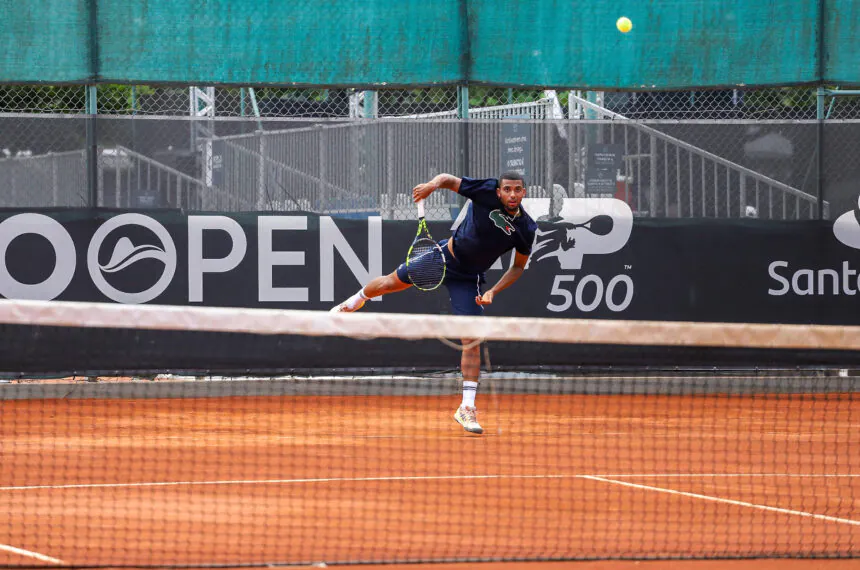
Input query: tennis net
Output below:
<box><xmin>0</xmin><ymin>299</ymin><xmax>858</xmax><ymax>567</ymax></box>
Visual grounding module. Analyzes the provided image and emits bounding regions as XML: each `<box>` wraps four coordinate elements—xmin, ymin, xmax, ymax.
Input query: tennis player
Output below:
<box><xmin>331</xmin><ymin>172</ymin><xmax>538</xmax><ymax>435</ymax></box>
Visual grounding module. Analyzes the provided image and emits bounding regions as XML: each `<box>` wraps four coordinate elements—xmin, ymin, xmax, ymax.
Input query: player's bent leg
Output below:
<box><xmin>364</xmin><ymin>267</ymin><xmax>412</xmax><ymax>298</ymax></box>
<box><xmin>330</xmin><ymin>270</ymin><xmax>412</xmax><ymax>313</ymax></box>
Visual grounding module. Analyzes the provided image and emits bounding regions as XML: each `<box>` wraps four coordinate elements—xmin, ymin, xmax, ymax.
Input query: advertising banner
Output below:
<box><xmin>1</xmin><ymin>199</ymin><xmax>859</xmax><ymax>325</ymax></box>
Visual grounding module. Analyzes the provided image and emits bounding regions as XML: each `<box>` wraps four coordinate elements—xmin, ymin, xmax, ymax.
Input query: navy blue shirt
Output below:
<box><xmin>450</xmin><ymin>177</ymin><xmax>538</xmax><ymax>274</ymax></box>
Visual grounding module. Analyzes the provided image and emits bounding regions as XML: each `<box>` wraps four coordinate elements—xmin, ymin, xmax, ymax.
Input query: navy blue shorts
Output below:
<box><xmin>396</xmin><ymin>239</ymin><xmax>484</xmax><ymax>316</ymax></box>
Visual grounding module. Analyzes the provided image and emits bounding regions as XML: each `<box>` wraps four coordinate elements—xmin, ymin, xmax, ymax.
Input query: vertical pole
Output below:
<box><xmin>386</xmin><ymin>122</ymin><xmax>395</xmax><ymax>219</ymax></box>
<box><xmin>248</xmin><ymin>87</ymin><xmax>263</xmax><ymax>130</ymax></box>
<box><xmin>458</xmin><ymin>85</ymin><xmax>470</xmax><ymax>176</ymax></box>
<box><xmin>815</xmin><ymin>0</ymin><xmax>826</xmax><ymax>220</ymax></box>
<box><xmin>130</xmin><ymin>86</ymin><xmax>138</xmax><ymax>201</ymax></box>
<box><xmin>545</xmin><ymin>118</ymin><xmax>553</xmax><ymax>199</ymax></box>
<box><xmin>567</xmin><ymin>122</ymin><xmax>575</xmax><ymax>199</ymax></box>
<box><xmin>649</xmin><ymin>135</ymin><xmax>657</xmax><ymax>217</ymax></box>
<box><xmin>115</xmin><ymin>158</ymin><xmax>121</xmax><ymax>207</ymax></box>
<box><xmin>240</xmin><ymin>88</ymin><xmax>246</xmax><ymax>117</ymax></box>
<box><xmin>816</xmin><ymin>86</ymin><xmax>825</xmax><ymax>219</ymax></box>
<box><xmin>318</xmin><ymin>125</ymin><xmax>327</xmax><ymax>212</ymax></box>
<box><xmin>86</xmin><ymin>85</ymin><xmax>99</xmax><ymax>206</ymax></box>
<box><xmin>363</xmin><ymin>91</ymin><xmax>377</xmax><ymax>118</ymax></box>
<box><xmin>51</xmin><ymin>153</ymin><xmax>59</xmax><ymax>206</ymax></box>
<box><xmin>817</xmin><ymin>86</ymin><xmax>826</xmax><ymax>120</ymax></box>
<box><xmin>458</xmin><ymin>0</ymin><xmax>472</xmax><ymax>214</ymax></box>
<box><xmin>86</xmin><ymin>0</ymin><xmax>99</xmax><ymax>208</ymax></box>
<box><xmin>458</xmin><ymin>86</ymin><xmax>470</xmax><ymax>119</ymax></box>
<box><xmin>257</xmin><ymin>131</ymin><xmax>266</xmax><ymax>210</ymax></box>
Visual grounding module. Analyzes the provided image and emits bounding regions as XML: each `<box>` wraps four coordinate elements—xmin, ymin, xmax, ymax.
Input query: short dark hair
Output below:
<box><xmin>498</xmin><ymin>171</ymin><xmax>525</xmax><ymax>185</ymax></box>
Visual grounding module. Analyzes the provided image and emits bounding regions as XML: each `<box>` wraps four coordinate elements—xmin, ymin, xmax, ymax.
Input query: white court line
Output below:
<box><xmin>0</xmin><ymin>543</ymin><xmax>64</xmax><ymax>564</ymax></box>
<box><xmin>601</xmin><ymin>473</ymin><xmax>860</xmax><ymax>478</ymax></box>
<box><xmin>1</xmin><ymin>472</ymin><xmax>859</xmax><ymax>492</ymax></box>
<box><xmin>580</xmin><ymin>475</ymin><xmax>860</xmax><ymax>527</ymax></box>
<box><xmin>0</xmin><ymin>474</ymin><xmax>574</xmax><ymax>491</ymax></box>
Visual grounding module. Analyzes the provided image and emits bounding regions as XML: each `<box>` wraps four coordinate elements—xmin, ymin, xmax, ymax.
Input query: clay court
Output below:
<box><xmin>1</xmin><ymin>389</ymin><xmax>857</xmax><ymax>568</ymax></box>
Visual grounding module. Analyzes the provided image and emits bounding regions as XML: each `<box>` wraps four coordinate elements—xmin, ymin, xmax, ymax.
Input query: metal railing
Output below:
<box><xmin>204</xmin><ymin>98</ymin><xmax>562</xmax><ymax>219</ymax></box>
<box><xmin>103</xmin><ymin>146</ymin><xmax>253</xmax><ymax>211</ymax></box>
<box><xmin>210</xmin><ymin>123</ymin><xmax>379</xmax><ymax>214</ymax></box>
<box><xmin>568</xmin><ymin>94</ymin><xmax>827</xmax><ymax>219</ymax></box>
<box><xmin>0</xmin><ymin>149</ymin><xmax>87</xmax><ymax>207</ymax></box>
<box><xmin>0</xmin><ymin>109</ymin><xmax>838</xmax><ymax>221</ymax></box>
<box><xmin>397</xmin><ymin>96</ymin><xmax>558</xmax><ymax>120</ymax></box>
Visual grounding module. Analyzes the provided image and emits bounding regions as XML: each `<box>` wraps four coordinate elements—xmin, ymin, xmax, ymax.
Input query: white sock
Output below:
<box><xmin>345</xmin><ymin>288</ymin><xmax>369</xmax><ymax>310</ymax></box>
<box><xmin>461</xmin><ymin>381</ymin><xmax>478</xmax><ymax>408</ymax></box>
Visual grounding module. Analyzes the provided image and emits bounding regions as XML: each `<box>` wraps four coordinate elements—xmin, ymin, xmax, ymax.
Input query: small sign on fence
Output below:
<box><xmin>500</xmin><ymin>121</ymin><xmax>531</xmax><ymax>179</ymax></box>
<box><xmin>585</xmin><ymin>144</ymin><xmax>624</xmax><ymax>198</ymax></box>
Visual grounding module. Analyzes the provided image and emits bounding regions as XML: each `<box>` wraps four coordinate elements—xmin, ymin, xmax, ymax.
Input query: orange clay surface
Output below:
<box><xmin>0</xmin><ymin>393</ymin><xmax>858</xmax><ymax>567</ymax></box>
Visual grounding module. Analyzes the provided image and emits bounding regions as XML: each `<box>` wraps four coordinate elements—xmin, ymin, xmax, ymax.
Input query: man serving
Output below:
<box><xmin>331</xmin><ymin>172</ymin><xmax>538</xmax><ymax>435</ymax></box>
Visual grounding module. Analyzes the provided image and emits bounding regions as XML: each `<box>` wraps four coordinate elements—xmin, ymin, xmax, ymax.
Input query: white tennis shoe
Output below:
<box><xmin>454</xmin><ymin>405</ymin><xmax>483</xmax><ymax>435</ymax></box>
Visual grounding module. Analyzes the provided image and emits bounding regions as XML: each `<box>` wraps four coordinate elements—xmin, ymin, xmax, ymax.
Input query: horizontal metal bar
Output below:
<box><xmin>113</xmin><ymin>146</ymin><xmax>201</xmax><ymax>185</ymax></box>
<box><xmin>0</xmin><ymin>149</ymin><xmax>86</xmax><ymax>162</ymax></box>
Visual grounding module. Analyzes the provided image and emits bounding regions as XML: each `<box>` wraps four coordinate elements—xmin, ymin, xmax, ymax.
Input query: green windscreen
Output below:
<box><xmin>0</xmin><ymin>0</ymin><xmax>857</xmax><ymax>87</ymax></box>
<box><xmin>0</xmin><ymin>0</ymin><xmax>91</xmax><ymax>83</ymax></box>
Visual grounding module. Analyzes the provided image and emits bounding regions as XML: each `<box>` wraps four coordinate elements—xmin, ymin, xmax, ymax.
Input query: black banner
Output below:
<box><xmin>2</xmin><ymin>202</ymin><xmax>859</xmax><ymax>324</ymax></box>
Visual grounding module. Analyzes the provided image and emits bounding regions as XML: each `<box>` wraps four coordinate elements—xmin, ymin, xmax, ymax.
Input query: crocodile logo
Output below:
<box><xmin>489</xmin><ymin>210</ymin><xmax>515</xmax><ymax>236</ymax></box>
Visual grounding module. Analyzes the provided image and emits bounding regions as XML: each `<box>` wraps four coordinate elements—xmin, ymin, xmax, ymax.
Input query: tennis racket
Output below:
<box><xmin>406</xmin><ymin>199</ymin><xmax>446</xmax><ymax>291</ymax></box>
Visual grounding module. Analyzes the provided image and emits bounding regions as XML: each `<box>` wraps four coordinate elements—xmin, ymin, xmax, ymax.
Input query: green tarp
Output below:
<box><xmin>0</xmin><ymin>0</ymin><xmax>855</xmax><ymax>87</ymax></box>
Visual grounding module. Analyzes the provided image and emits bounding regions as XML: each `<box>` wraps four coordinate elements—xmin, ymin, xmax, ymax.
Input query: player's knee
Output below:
<box><xmin>387</xmin><ymin>271</ymin><xmax>411</xmax><ymax>290</ymax></box>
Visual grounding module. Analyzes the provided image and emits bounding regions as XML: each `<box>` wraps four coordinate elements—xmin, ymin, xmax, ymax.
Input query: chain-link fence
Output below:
<box><xmin>2</xmin><ymin>85</ymin><xmax>859</xmax><ymax>119</ymax></box>
<box><xmin>0</xmin><ymin>85</ymin><xmax>857</xmax><ymax>220</ymax></box>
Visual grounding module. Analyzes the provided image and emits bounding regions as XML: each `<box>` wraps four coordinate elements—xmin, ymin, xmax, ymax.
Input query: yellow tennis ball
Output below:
<box><xmin>616</xmin><ymin>16</ymin><xmax>632</xmax><ymax>33</ymax></box>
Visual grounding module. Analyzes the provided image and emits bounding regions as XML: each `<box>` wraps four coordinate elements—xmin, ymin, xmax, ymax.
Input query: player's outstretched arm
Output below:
<box><xmin>412</xmin><ymin>174</ymin><xmax>462</xmax><ymax>203</ymax></box>
<box><xmin>476</xmin><ymin>251</ymin><xmax>529</xmax><ymax>306</ymax></box>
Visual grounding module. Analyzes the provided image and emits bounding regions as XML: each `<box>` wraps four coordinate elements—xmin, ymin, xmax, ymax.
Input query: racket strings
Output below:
<box><xmin>407</xmin><ymin>238</ymin><xmax>445</xmax><ymax>291</ymax></box>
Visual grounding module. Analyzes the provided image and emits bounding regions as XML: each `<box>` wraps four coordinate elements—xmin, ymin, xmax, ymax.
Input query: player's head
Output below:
<box><xmin>497</xmin><ymin>171</ymin><xmax>526</xmax><ymax>214</ymax></box>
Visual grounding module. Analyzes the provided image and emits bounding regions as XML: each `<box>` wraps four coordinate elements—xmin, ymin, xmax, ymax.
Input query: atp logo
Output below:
<box><xmin>530</xmin><ymin>198</ymin><xmax>633</xmax><ymax>270</ymax></box>
<box><xmin>523</xmin><ymin>197</ymin><xmax>634</xmax><ymax>313</ymax></box>
<box><xmin>489</xmin><ymin>210</ymin><xmax>516</xmax><ymax>235</ymax></box>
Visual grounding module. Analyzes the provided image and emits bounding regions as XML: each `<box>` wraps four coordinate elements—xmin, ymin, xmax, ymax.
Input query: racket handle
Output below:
<box><xmin>417</xmin><ymin>199</ymin><xmax>425</xmax><ymax>219</ymax></box>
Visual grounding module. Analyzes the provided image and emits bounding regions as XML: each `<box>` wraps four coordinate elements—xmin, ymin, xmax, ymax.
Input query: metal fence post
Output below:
<box><xmin>257</xmin><ymin>131</ymin><xmax>266</xmax><ymax>210</ymax></box>
<box><xmin>86</xmin><ymin>85</ymin><xmax>99</xmax><ymax>207</ymax></box>
<box><xmin>649</xmin><ymin>135</ymin><xmax>657</xmax><ymax>217</ymax></box>
<box><xmin>386</xmin><ymin>122</ymin><xmax>395</xmax><ymax>219</ymax></box>
<box><xmin>50</xmin><ymin>153</ymin><xmax>59</xmax><ymax>206</ymax></box>
<box><xmin>363</xmin><ymin>91</ymin><xmax>377</xmax><ymax>119</ymax></box>
<box><xmin>545</xmin><ymin>116</ymin><xmax>554</xmax><ymax>197</ymax></box>
<box><xmin>318</xmin><ymin>125</ymin><xmax>327</xmax><ymax>212</ymax></box>
<box><xmin>816</xmin><ymin>86</ymin><xmax>825</xmax><ymax>220</ymax></box>
<box><xmin>86</xmin><ymin>0</ymin><xmax>100</xmax><ymax>208</ymax></box>
<box><xmin>458</xmin><ymin>85</ymin><xmax>470</xmax><ymax>182</ymax></box>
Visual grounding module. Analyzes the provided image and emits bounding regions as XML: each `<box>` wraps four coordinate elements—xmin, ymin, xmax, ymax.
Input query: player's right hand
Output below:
<box><xmin>412</xmin><ymin>183</ymin><xmax>435</xmax><ymax>202</ymax></box>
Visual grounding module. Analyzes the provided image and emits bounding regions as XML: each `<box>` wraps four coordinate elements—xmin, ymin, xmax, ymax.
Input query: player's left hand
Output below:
<box><xmin>412</xmin><ymin>183</ymin><xmax>436</xmax><ymax>203</ymax></box>
<box><xmin>475</xmin><ymin>290</ymin><xmax>495</xmax><ymax>306</ymax></box>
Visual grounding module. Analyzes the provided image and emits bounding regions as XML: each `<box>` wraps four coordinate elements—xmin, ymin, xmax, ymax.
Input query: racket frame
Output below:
<box><xmin>406</xmin><ymin>199</ymin><xmax>446</xmax><ymax>291</ymax></box>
